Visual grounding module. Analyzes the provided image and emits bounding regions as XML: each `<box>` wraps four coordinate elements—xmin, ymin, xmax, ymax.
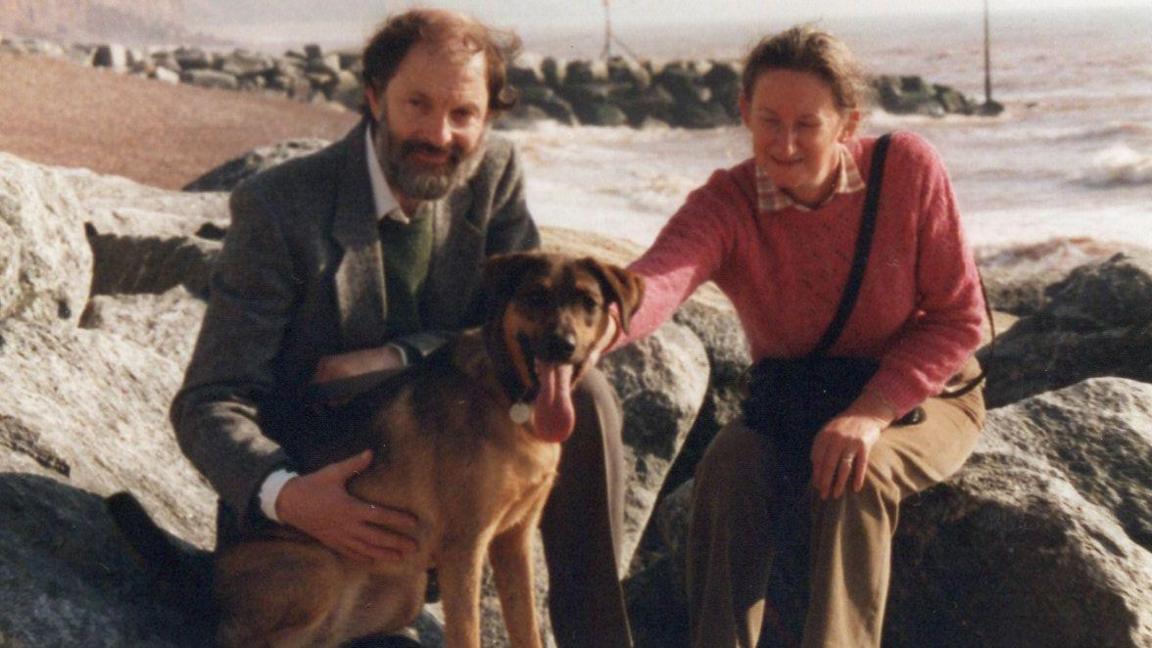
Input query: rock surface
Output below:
<box><xmin>980</xmin><ymin>252</ymin><xmax>1152</xmax><ymax>408</ymax></box>
<box><xmin>600</xmin><ymin>320</ymin><xmax>710</xmax><ymax>567</ymax></box>
<box><xmin>0</xmin><ymin>151</ymin><xmax>713</xmax><ymax>647</ymax></box>
<box><xmin>3</xmin><ymin>145</ymin><xmax>1151</xmax><ymax>647</ymax></box>
<box><xmin>0</xmin><ymin>318</ymin><xmax>217</xmax><ymax>647</ymax></box>
<box><xmin>0</xmin><ymin>153</ymin><xmax>92</xmax><ymax>328</ymax></box>
<box><xmin>641</xmin><ymin>378</ymin><xmax>1152</xmax><ymax>647</ymax></box>
<box><xmin>182</xmin><ymin>138</ymin><xmax>330</xmax><ymax>192</ymax></box>
<box><xmin>887</xmin><ymin>378</ymin><xmax>1152</xmax><ymax>647</ymax></box>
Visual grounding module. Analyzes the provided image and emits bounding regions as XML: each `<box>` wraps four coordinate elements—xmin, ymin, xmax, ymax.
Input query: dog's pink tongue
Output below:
<box><xmin>533</xmin><ymin>361</ymin><xmax>575</xmax><ymax>442</ymax></box>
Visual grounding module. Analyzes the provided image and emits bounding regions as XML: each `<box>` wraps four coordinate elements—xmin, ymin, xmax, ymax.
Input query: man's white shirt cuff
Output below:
<box><xmin>258</xmin><ymin>468</ymin><xmax>299</xmax><ymax>523</ymax></box>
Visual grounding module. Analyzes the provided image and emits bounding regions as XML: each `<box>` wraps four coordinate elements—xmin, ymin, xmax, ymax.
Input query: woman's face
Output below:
<box><xmin>739</xmin><ymin>69</ymin><xmax>860</xmax><ymax>208</ymax></box>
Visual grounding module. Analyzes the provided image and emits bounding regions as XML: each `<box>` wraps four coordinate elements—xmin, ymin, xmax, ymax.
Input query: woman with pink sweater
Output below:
<box><xmin>609</xmin><ymin>27</ymin><xmax>986</xmax><ymax>647</ymax></box>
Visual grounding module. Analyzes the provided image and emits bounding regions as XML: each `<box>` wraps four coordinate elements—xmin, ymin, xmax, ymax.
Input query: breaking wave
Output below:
<box><xmin>1079</xmin><ymin>144</ymin><xmax>1152</xmax><ymax>187</ymax></box>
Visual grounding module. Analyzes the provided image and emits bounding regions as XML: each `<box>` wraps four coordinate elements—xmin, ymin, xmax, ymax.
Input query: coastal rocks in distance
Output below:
<box><xmin>979</xmin><ymin>251</ymin><xmax>1152</xmax><ymax>408</ymax></box>
<box><xmin>2</xmin><ymin>35</ymin><xmax>990</xmax><ymax>128</ymax></box>
<box><xmin>634</xmin><ymin>377</ymin><xmax>1152</xmax><ymax>647</ymax></box>
<box><xmin>873</xmin><ymin>74</ymin><xmax>984</xmax><ymax>117</ymax></box>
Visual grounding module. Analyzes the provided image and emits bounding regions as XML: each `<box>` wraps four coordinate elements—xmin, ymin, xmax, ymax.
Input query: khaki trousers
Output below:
<box><xmin>686</xmin><ymin>372</ymin><xmax>984</xmax><ymax>648</ymax></box>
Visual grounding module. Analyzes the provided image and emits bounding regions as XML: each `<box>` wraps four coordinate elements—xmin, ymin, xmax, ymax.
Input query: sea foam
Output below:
<box><xmin>1080</xmin><ymin>144</ymin><xmax>1152</xmax><ymax>187</ymax></box>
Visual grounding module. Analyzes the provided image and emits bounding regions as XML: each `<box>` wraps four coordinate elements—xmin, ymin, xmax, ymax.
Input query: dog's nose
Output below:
<box><xmin>538</xmin><ymin>331</ymin><xmax>577</xmax><ymax>362</ymax></box>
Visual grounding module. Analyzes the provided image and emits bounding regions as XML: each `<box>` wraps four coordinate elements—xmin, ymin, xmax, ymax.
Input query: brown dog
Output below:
<box><xmin>110</xmin><ymin>252</ymin><xmax>643</xmax><ymax>648</ymax></box>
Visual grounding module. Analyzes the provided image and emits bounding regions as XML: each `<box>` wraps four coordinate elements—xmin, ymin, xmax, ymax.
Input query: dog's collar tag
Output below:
<box><xmin>509</xmin><ymin>402</ymin><xmax>533</xmax><ymax>425</ymax></box>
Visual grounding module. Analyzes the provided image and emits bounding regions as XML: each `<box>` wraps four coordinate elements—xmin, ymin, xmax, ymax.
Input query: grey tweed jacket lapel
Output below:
<box><xmin>331</xmin><ymin>123</ymin><xmax>388</xmax><ymax>350</ymax></box>
<box><xmin>424</xmin><ymin>177</ymin><xmax>475</xmax><ymax>318</ymax></box>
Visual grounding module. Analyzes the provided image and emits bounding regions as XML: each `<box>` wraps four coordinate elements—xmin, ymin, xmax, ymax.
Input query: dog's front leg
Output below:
<box><xmin>489</xmin><ymin>521</ymin><xmax>544</xmax><ymax>648</ymax></box>
<box><xmin>436</xmin><ymin>542</ymin><xmax>488</xmax><ymax>648</ymax></box>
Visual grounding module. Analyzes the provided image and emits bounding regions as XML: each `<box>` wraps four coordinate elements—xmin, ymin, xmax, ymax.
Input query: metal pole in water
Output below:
<box><xmin>980</xmin><ymin>0</ymin><xmax>1004</xmax><ymax>115</ymax></box>
<box><xmin>984</xmin><ymin>0</ymin><xmax>992</xmax><ymax>103</ymax></box>
<box><xmin>602</xmin><ymin>0</ymin><xmax>613</xmax><ymax>59</ymax></box>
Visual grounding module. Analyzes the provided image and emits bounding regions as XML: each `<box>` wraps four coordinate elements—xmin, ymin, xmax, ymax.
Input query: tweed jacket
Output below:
<box><xmin>171</xmin><ymin>121</ymin><xmax>540</xmax><ymax>523</ymax></box>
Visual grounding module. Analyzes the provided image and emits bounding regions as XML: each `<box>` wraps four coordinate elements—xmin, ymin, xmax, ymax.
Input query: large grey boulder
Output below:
<box><xmin>602</xmin><ymin>321</ymin><xmax>709</xmax><ymax>568</ymax></box>
<box><xmin>0</xmin><ymin>154</ymin><xmax>219</xmax><ymax>648</ymax></box>
<box><xmin>86</xmin><ymin>226</ymin><xmax>220</xmax><ymax>298</ymax></box>
<box><xmin>0</xmin><ymin>150</ymin><xmax>716</xmax><ymax>646</ymax></box>
<box><xmin>79</xmin><ymin>287</ymin><xmax>206</xmax><ymax>364</ymax></box>
<box><xmin>151</xmin><ymin>66</ymin><xmax>181</xmax><ymax>84</ymax></box>
<box><xmin>0</xmin><ymin>316</ymin><xmax>217</xmax><ymax>647</ymax></box>
<box><xmin>182</xmin><ymin>138</ymin><xmax>332</xmax><ymax>192</ymax></box>
<box><xmin>640</xmin><ymin>295</ymin><xmax>750</xmax><ymax>522</ymax></box>
<box><xmin>980</xmin><ymin>252</ymin><xmax>1152</xmax><ymax>408</ymax></box>
<box><xmin>976</xmin><ymin>238</ymin><xmax>1150</xmax><ymax>316</ymax></box>
<box><xmin>636</xmin><ymin>378</ymin><xmax>1152</xmax><ymax>647</ymax></box>
<box><xmin>0</xmin><ymin>153</ymin><xmax>92</xmax><ymax>328</ymax></box>
<box><xmin>887</xmin><ymin>377</ymin><xmax>1152</xmax><ymax>647</ymax></box>
<box><xmin>60</xmin><ymin>166</ymin><xmax>230</xmax><ymax>298</ymax></box>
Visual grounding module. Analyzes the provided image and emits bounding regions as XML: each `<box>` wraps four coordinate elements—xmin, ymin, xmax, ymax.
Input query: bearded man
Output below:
<box><xmin>171</xmin><ymin>10</ymin><xmax>633</xmax><ymax>647</ymax></box>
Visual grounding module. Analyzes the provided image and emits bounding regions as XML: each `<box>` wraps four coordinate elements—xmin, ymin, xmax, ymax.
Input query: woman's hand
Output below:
<box><xmin>810</xmin><ymin>389</ymin><xmax>896</xmax><ymax>500</ymax></box>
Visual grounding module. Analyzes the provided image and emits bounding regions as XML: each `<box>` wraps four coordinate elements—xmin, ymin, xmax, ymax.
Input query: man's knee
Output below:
<box><xmin>573</xmin><ymin>366</ymin><xmax>621</xmax><ymax>423</ymax></box>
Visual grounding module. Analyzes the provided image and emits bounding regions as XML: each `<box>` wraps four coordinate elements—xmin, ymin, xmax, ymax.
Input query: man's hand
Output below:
<box><xmin>276</xmin><ymin>450</ymin><xmax>419</xmax><ymax>563</ymax></box>
<box><xmin>810</xmin><ymin>390</ymin><xmax>895</xmax><ymax>500</ymax></box>
<box><xmin>312</xmin><ymin>345</ymin><xmax>405</xmax><ymax>384</ymax></box>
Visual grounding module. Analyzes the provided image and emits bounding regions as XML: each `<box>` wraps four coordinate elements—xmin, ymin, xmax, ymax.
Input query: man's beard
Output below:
<box><xmin>375</xmin><ymin>121</ymin><xmax>487</xmax><ymax>202</ymax></box>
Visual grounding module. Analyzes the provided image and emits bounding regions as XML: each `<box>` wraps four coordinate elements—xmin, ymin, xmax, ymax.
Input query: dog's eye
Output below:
<box><xmin>579</xmin><ymin>294</ymin><xmax>600</xmax><ymax>311</ymax></box>
<box><xmin>518</xmin><ymin>288</ymin><xmax>550</xmax><ymax>311</ymax></box>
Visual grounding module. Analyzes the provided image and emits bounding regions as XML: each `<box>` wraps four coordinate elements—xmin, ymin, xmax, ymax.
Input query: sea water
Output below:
<box><xmin>219</xmin><ymin>7</ymin><xmax>1152</xmax><ymax>271</ymax></box>
<box><xmin>503</xmin><ymin>7</ymin><xmax>1152</xmax><ymax>275</ymax></box>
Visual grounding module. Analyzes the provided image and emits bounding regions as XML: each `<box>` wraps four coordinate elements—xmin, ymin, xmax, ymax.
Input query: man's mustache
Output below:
<box><xmin>400</xmin><ymin>139</ymin><xmax>463</xmax><ymax>166</ymax></box>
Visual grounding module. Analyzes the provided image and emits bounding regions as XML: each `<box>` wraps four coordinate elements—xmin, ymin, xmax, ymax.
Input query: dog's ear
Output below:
<box><xmin>482</xmin><ymin>253</ymin><xmax>549</xmax><ymax>319</ymax></box>
<box><xmin>580</xmin><ymin>258</ymin><xmax>645</xmax><ymax>333</ymax></box>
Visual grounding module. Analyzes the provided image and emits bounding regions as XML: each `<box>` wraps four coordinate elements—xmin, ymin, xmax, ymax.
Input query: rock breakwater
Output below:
<box><xmin>1</xmin><ymin>35</ymin><xmax>990</xmax><ymax>128</ymax></box>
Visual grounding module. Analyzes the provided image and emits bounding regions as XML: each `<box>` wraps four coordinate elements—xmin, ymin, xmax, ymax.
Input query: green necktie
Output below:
<box><xmin>379</xmin><ymin>205</ymin><xmax>433</xmax><ymax>338</ymax></box>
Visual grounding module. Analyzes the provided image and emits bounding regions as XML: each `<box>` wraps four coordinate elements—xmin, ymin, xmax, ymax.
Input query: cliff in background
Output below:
<box><xmin>0</xmin><ymin>0</ymin><xmax>186</xmax><ymax>42</ymax></box>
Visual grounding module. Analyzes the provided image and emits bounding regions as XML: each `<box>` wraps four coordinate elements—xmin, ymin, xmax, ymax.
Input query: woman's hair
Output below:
<box><xmin>360</xmin><ymin>9</ymin><xmax>521</xmax><ymax>117</ymax></box>
<box><xmin>741</xmin><ymin>25</ymin><xmax>866</xmax><ymax>111</ymax></box>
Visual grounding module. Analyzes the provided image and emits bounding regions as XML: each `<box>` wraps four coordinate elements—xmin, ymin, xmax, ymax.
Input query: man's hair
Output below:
<box><xmin>361</xmin><ymin>9</ymin><xmax>521</xmax><ymax>118</ymax></box>
<box><xmin>741</xmin><ymin>25</ymin><xmax>866</xmax><ymax>111</ymax></box>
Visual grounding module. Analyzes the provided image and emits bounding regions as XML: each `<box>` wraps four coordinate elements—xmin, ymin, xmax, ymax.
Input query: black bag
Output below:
<box><xmin>740</xmin><ymin>134</ymin><xmax>896</xmax><ymax>482</ymax></box>
<box><xmin>742</xmin><ymin>356</ymin><xmax>881</xmax><ymax>458</ymax></box>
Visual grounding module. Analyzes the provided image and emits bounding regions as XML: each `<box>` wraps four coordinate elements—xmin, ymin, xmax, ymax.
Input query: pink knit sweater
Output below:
<box><xmin>618</xmin><ymin>132</ymin><xmax>985</xmax><ymax>416</ymax></box>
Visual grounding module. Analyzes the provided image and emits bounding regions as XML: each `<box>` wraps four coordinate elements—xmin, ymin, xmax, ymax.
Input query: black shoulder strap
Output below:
<box><xmin>811</xmin><ymin>133</ymin><xmax>892</xmax><ymax>357</ymax></box>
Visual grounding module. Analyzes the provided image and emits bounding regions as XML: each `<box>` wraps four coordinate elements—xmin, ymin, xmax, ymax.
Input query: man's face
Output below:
<box><xmin>367</xmin><ymin>42</ymin><xmax>490</xmax><ymax>203</ymax></box>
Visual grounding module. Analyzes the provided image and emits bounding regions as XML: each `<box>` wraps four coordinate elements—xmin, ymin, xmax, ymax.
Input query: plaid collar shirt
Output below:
<box><xmin>755</xmin><ymin>144</ymin><xmax>865</xmax><ymax>214</ymax></box>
